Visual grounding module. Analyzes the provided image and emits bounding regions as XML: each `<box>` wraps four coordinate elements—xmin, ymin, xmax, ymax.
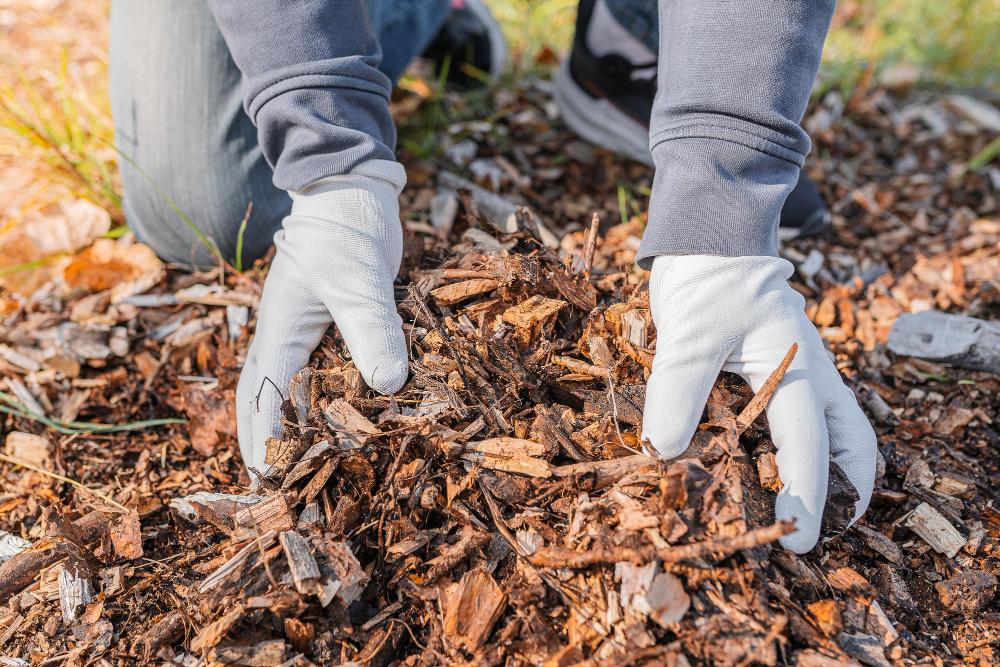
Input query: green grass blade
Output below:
<box><xmin>0</xmin><ymin>392</ymin><xmax>186</xmax><ymax>435</ymax></box>
<box><xmin>234</xmin><ymin>203</ymin><xmax>251</xmax><ymax>273</ymax></box>
<box><xmin>107</xmin><ymin>141</ymin><xmax>223</xmax><ymax>265</ymax></box>
<box><xmin>968</xmin><ymin>136</ymin><xmax>1000</xmax><ymax>170</ymax></box>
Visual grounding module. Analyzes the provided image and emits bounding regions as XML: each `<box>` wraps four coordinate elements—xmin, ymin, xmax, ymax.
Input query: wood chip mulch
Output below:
<box><xmin>0</xmin><ymin>81</ymin><xmax>997</xmax><ymax>666</ymax></box>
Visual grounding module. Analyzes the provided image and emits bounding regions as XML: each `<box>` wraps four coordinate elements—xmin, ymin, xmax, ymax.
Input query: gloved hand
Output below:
<box><xmin>641</xmin><ymin>255</ymin><xmax>877</xmax><ymax>553</ymax></box>
<box><xmin>236</xmin><ymin>160</ymin><xmax>409</xmax><ymax>477</ymax></box>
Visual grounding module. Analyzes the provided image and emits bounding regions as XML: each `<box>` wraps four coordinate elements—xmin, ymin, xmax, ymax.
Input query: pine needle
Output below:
<box><xmin>0</xmin><ymin>452</ymin><xmax>129</xmax><ymax>513</ymax></box>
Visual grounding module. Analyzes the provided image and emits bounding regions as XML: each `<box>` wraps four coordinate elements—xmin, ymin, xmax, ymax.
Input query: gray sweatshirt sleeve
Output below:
<box><xmin>205</xmin><ymin>0</ymin><xmax>397</xmax><ymax>192</ymax></box>
<box><xmin>636</xmin><ymin>0</ymin><xmax>836</xmax><ymax>267</ymax></box>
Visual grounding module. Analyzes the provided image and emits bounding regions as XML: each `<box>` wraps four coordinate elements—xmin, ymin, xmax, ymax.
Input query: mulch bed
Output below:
<box><xmin>0</xmin><ymin>80</ymin><xmax>997</xmax><ymax>666</ymax></box>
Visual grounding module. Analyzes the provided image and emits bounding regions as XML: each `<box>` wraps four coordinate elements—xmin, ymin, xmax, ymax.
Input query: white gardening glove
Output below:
<box><xmin>642</xmin><ymin>255</ymin><xmax>877</xmax><ymax>553</ymax></box>
<box><xmin>236</xmin><ymin>160</ymin><xmax>409</xmax><ymax>477</ymax></box>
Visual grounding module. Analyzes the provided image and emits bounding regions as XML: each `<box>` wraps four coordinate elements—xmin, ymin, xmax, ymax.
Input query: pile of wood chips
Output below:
<box><xmin>154</xmin><ymin>213</ymin><xmax>815</xmax><ymax>666</ymax></box>
<box><xmin>0</xmin><ymin>81</ymin><xmax>998</xmax><ymax>666</ymax></box>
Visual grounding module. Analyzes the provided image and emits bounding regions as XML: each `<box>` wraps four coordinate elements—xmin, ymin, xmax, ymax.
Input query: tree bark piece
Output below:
<box><xmin>441</xmin><ymin>568</ymin><xmax>507</xmax><ymax>651</ymax></box>
<box><xmin>232</xmin><ymin>494</ymin><xmax>295</xmax><ymax>541</ymax></box>
<box><xmin>209</xmin><ymin>639</ymin><xmax>286</xmax><ymax>666</ymax></box>
<box><xmin>0</xmin><ymin>510</ymin><xmax>111</xmax><ymax>602</ymax></box>
<box><xmin>431</xmin><ymin>278</ymin><xmax>500</xmax><ymax>306</ymax></box>
<box><xmin>279</xmin><ymin>531</ymin><xmax>322</xmax><ymax>596</ymax></box>
<box><xmin>318</xmin><ymin>540</ymin><xmax>368</xmax><ymax>605</ymax></box>
<box><xmin>323</xmin><ymin>399</ymin><xmax>380</xmax><ymax>443</ymax></box>
<box><xmin>0</xmin><ymin>531</ymin><xmax>31</xmax><ymax>564</ymax></box>
<box><xmin>142</xmin><ymin>610</ymin><xmax>185</xmax><ymax>661</ymax></box>
<box><xmin>852</xmin><ymin>525</ymin><xmax>903</xmax><ymax>564</ymax></box>
<box><xmin>58</xmin><ymin>565</ymin><xmax>93</xmax><ymax>623</ymax></box>
<box><xmin>837</xmin><ymin>632</ymin><xmax>891</xmax><ymax>667</ymax></box>
<box><xmin>199</xmin><ymin>530</ymin><xmax>277</xmax><ymax>594</ymax></box>
<box><xmin>552</xmin><ymin>454</ymin><xmax>660</xmax><ymax>489</ymax></box>
<box><xmin>887</xmin><ymin>311</ymin><xmax>1000</xmax><ymax>373</ymax></box>
<box><xmin>169</xmin><ymin>492</ymin><xmax>262</xmax><ymax>527</ymax></box>
<box><xmin>904</xmin><ymin>502</ymin><xmax>965</xmax><ymax>558</ymax></box>
<box><xmin>935</xmin><ymin>570</ymin><xmax>998</xmax><ymax>613</ymax></box>
<box><xmin>854</xmin><ymin>384</ymin><xmax>899</xmax><ymax>425</ymax></box>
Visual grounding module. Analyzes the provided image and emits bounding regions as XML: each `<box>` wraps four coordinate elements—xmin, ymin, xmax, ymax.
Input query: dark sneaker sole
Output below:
<box><xmin>778</xmin><ymin>208</ymin><xmax>831</xmax><ymax>241</ymax></box>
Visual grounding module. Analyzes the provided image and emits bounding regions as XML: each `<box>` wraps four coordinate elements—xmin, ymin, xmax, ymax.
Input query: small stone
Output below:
<box><xmin>837</xmin><ymin>633</ymin><xmax>891</xmax><ymax>667</ymax></box>
<box><xmin>935</xmin><ymin>570</ymin><xmax>998</xmax><ymax>614</ymax></box>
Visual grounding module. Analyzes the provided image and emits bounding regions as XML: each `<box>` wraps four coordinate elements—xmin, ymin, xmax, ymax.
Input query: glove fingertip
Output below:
<box><xmin>641</xmin><ymin>425</ymin><xmax>695</xmax><ymax>461</ymax></box>
<box><xmin>366</xmin><ymin>357</ymin><xmax>409</xmax><ymax>394</ymax></box>
<box><xmin>776</xmin><ymin>494</ymin><xmax>822</xmax><ymax>554</ymax></box>
<box><xmin>778</xmin><ymin>527</ymin><xmax>819</xmax><ymax>555</ymax></box>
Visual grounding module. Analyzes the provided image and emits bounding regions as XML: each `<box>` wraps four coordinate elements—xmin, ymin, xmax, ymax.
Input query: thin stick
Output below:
<box><xmin>0</xmin><ymin>453</ymin><xmax>129</xmax><ymax>513</ymax></box>
<box><xmin>253</xmin><ymin>527</ymin><xmax>280</xmax><ymax>590</ymax></box>
<box><xmin>581</xmin><ymin>212</ymin><xmax>600</xmax><ymax>275</ymax></box>
<box><xmin>735</xmin><ymin>343</ymin><xmax>797</xmax><ymax>435</ymax></box>
<box><xmin>477</xmin><ymin>480</ymin><xmax>574</xmax><ymax>606</ymax></box>
<box><xmin>528</xmin><ymin>520</ymin><xmax>794</xmax><ymax>568</ymax></box>
<box><xmin>607</xmin><ymin>369</ymin><xmax>640</xmax><ymax>454</ymax></box>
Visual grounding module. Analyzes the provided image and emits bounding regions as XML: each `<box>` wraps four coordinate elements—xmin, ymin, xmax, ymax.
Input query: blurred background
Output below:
<box><xmin>0</xmin><ymin>0</ymin><xmax>998</xmax><ymax>293</ymax></box>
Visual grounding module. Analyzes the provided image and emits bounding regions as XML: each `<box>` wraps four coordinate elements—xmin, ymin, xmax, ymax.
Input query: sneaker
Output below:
<box><xmin>555</xmin><ymin>0</ymin><xmax>830</xmax><ymax>241</ymax></box>
<box><xmin>423</xmin><ymin>0</ymin><xmax>507</xmax><ymax>87</ymax></box>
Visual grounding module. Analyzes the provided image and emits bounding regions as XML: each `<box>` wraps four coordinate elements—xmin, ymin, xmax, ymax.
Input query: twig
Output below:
<box><xmin>581</xmin><ymin>212</ymin><xmax>600</xmax><ymax>275</ymax></box>
<box><xmin>735</xmin><ymin>343</ymin><xmax>797</xmax><ymax>434</ymax></box>
<box><xmin>477</xmin><ymin>480</ymin><xmax>573</xmax><ymax>606</ymax></box>
<box><xmin>253</xmin><ymin>526</ymin><xmax>280</xmax><ymax>590</ymax></box>
<box><xmin>407</xmin><ymin>285</ymin><xmax>498</xmax><ymax>431</ymax></box>
<box><xmin>528</xmin><ymin>520</ymin><xmax>794</xmax><ymax>568</ymax></box>
<box><xmin>607</xmin><ymin>369</ymin><xmax>640</xmax><ymax>454</ymax></box>
<box><xmin>254</xmin><ymin>376</ymin><xmax>285</xmax><ymax>413</ymax></box>
<box><xmin>0</xmin><ymin>453</ymin><xmax>129</xmax><ymax>513</ymax></box>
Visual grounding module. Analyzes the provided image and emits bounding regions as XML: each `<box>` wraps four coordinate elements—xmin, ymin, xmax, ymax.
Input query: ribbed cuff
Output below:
<box><xmin>289</xmin><ymin>160</ymin><xmax>405</xmax><ymax>241</ymax></box>
<box><xmin>246</xmin><ymin>60</ymin><xmax>398</xmax><ymax>192</ymax></box>
<box><xmin>635</xmin><ymin>137</ymin><xmax>802</xmax><ymax>269</ymax></box>
<box><xmin>297</xmin><ymin>159</ymin><xmax>406</xmax><ymax>198</ymax></box>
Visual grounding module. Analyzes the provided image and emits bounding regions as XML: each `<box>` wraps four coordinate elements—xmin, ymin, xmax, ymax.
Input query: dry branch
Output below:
<box><xmin>528</xmin><ymin>521</ymin><xmax>794</xmax><ymax>568</ymax></box>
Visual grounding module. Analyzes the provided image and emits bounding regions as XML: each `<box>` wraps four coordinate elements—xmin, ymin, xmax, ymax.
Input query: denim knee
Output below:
<box><xmin>119</xmin><ymin>156</ymin><xmax>289</xmax><ymax>269</ymax></box>
<box><xmin>109</xmin><ymin>0</ymin><xmax>289</xmax><ymax>269</ymax></box>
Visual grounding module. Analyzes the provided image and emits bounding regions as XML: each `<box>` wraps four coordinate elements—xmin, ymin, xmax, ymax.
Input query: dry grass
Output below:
<box><xmin>0</xmin><ymin>0</ymin><xmax>115</xmax><ymax>229</ymax></box>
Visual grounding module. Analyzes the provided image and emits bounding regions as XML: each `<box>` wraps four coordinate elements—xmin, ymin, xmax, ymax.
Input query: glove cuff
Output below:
<box><xmin>288</xmin><ymin>160</ymin><xmax>405</xmax><ymax>231</ymax></box>
<box><xmin>650</xmin><ymin>254</ymin><xmax>794</xmax><ymax>287</ymax></box>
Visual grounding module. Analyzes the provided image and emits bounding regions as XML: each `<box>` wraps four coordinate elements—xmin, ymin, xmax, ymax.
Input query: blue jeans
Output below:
<box><xmin>109</xmin><ymin>0</ymin><xmax>449</xmax><ymax>266</ymax></box>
